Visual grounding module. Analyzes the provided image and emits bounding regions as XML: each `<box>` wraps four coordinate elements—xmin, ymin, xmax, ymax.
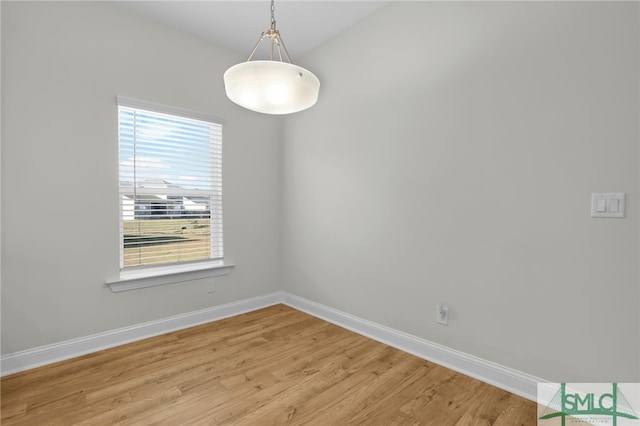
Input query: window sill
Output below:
<box><xmin>106</xmin><ymin>261</ymin><xmax>234</xmax><ymax>292</ymax></box>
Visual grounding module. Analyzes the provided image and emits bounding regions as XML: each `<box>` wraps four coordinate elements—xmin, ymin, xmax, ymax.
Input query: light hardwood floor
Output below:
<box><xmin>1</xmin><ymin>305</ymin><xmax>536</xmax><ymax>425</ymax></box>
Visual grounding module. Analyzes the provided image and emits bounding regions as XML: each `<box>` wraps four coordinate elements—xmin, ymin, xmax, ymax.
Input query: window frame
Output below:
<box><xmin>107</xmin><ymin>96</ymin><xmax>233</xmax><ymax>292</ymax></box>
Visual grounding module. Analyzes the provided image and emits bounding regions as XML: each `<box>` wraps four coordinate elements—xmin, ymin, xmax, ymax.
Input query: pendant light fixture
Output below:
<box><xmin>223</xmin><ymin>0</ymin><xmax>320</xmax><ymax>115</ymax></box>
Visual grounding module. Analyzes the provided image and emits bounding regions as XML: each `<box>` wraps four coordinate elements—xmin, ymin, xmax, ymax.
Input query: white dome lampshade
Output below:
<box><xmin>224</xmin><ymin>61</ymin><xmax>320</xmax><ymax>115</ymax></box>
<box><xmin>223</xmin><ymin>0</ymin><xmax>320</xmax><ymax>115</ymax></box>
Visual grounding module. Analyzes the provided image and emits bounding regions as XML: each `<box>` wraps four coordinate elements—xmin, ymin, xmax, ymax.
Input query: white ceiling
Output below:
<box><xmin>115</xmin><ymin>1</ymin><xmax>388</xmax><ymax>59</ymax></box>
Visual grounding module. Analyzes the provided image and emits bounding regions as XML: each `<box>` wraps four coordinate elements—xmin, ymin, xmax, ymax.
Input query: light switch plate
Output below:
<box><xmin>591</xmin><ymin>193</ymin><xmax>625</xmax><ymax>218</ymax></box>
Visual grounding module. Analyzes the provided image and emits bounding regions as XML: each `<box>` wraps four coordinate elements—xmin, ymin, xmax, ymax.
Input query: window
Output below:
<box><xmin>116</xmin><ymin>97</ymin><xmax>225</xmax><ymax>281</ymax></box>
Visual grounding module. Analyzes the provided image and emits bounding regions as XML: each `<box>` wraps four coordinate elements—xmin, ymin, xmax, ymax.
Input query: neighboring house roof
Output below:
<box><xmin>121</xmin><ymin>180</ymin><xmax>210</xmax><ymax>204</ymax></box>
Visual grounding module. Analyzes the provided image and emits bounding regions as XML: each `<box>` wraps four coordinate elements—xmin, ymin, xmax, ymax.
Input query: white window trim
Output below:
<box><xmin>106</xmin><ymin>261</ymin><xmax>235</xmax><ymax>292</ymax></box>
<box><xmin>108</xmin><ymin>96</ymin><xmax>231</xmax><ymax>292</ymax></box>
<box><xmin>116</xmin><ymin>96</ymin><xmax>225</xmax><ymax>125</ymax></box>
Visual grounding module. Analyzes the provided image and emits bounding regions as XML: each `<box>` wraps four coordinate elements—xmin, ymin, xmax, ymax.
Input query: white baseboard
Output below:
<box><xmin>0</xmin><ymin>292</ymin><xmax>282</xmax><ymax>377</ymax></box>
<box><xmin>281</xmin><ymin>292</ymin><xmax>544</xmax><ymax>402</ymax></box>
<box><xmin>1</xmin><ymin>290</ymin><xmax>542</xmax><ymax>402</ymax></box>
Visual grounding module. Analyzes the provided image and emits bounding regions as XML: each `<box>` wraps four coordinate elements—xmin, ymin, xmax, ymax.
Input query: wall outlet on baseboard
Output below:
<box><xmin>437</xmin><ymin>304</ymin><xmax>449</xmax><ymax>326</ymax></box>
<box><xmin>207</xmin><ymin>281</ymin><xmax>215</xmax><ymax>293</ymax></box>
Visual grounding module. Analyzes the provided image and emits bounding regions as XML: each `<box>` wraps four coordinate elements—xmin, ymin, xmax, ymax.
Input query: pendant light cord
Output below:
<box><xmin>244</xmin><ymin>0</ymin><xmax>293</xmax><ymax>64</ymax></box>
<box><xmin>270</xmin><ymin>0</ymin><xmax>276</xmax><ymax>31</ymax></box>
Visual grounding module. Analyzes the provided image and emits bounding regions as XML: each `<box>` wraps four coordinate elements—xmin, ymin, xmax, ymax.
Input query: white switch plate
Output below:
<box><xmin>591</xmin><ymin>193</ymin><xmax>625</xmax><ymax>218</ymax></box>
<box><xmin>437</xmin><ymin>304</ymin><xmax>449</xmax><ymax>326</ymax></box>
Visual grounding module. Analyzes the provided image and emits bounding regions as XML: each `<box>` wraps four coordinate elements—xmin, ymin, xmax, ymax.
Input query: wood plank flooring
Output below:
<box><xmin>1</xmin><ymin>305</ymin><xmax>537</xmax><ymax>425</ymax></box>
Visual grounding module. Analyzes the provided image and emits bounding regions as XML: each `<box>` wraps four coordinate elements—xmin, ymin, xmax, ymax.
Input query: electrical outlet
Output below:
<box><xmin>437</xmin><ymin>304</ymin><xmax>449</xmax><ymax>326</ymax></box>
<box><xmin>207</xmin><ymin>282</ymin><xmax>215</xmax><ymax>293</ymax></box>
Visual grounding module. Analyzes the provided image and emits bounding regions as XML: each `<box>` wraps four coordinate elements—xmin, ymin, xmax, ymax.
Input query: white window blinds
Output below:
<box><xmin>117</xmin><ymin>97</ymin><xmax>223</xmax><ymax>269</ymax></box>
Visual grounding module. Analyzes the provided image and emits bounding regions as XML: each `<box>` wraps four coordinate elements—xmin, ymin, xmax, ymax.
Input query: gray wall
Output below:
<box><xmin>283</xmin><ymin>2</ymin><xmax>640</xmax><ymax>382</ymax></box>
<box><xmin>1</xmin><ymin>1</ymin><xmax>282</xmax><ymax>353</ymax></box>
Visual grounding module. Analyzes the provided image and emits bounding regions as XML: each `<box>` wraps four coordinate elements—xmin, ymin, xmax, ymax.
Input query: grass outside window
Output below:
<box><xmin>123</xmin><ymin>218</ymin><xmax>211</xmax><ymax>267</ymax></box>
